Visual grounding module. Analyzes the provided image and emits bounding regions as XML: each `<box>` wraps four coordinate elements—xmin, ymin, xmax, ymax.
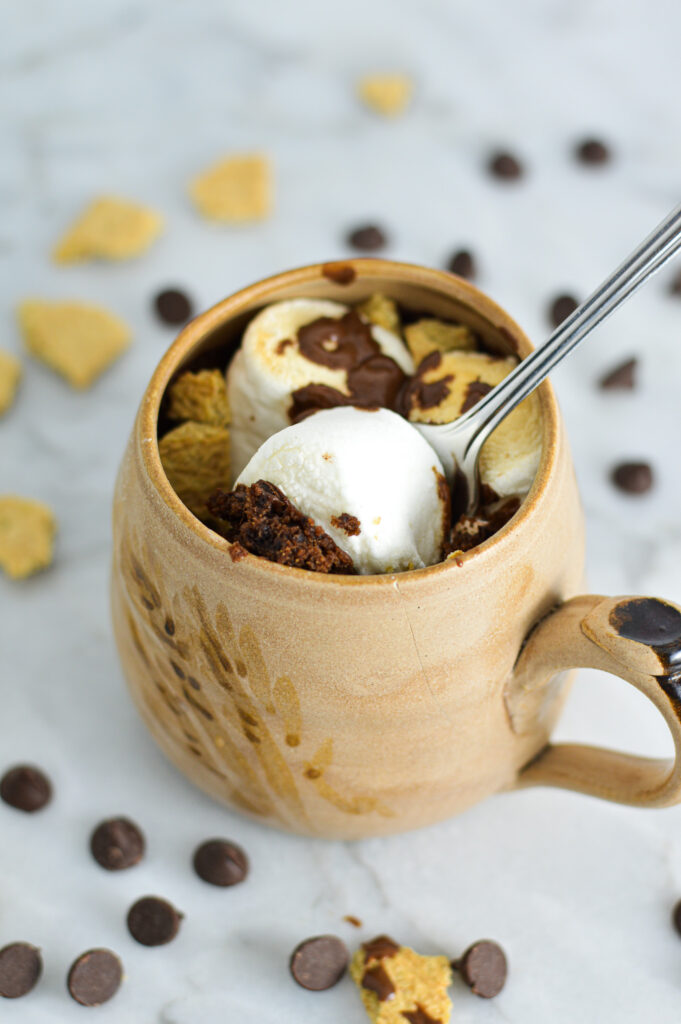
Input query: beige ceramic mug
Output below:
<box><xmin>111</xmin><ymin>259</ymin><xmax>681</xmax><ymax>839</ymax></box>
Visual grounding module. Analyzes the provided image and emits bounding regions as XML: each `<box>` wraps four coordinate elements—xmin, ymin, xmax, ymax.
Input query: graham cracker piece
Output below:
<box><xmin>404</xmin><ymin>319</ymin><xmax>477</xmax><ymax>366</ymax></box>
<box><xmin>0</xmin><ymin>496</ymin><xmax>56</xmax><ymax>579</ymax></box>
<box><xmin>167</xmin><ymin>369</ymin><xmax>230</xmax><ymax>427</ymax></box>
<box><xmin>189</xmin><ymin>153</ymin><xmax>272</xmax><ymax>222</ymax></box>
<box><xmin>158</xmin><ymin>421</ymin><xmax>231</xmax><ymax>520</ymax></box>
<box><xmin>350</xmin><ymin>937</ymin><xmax>452</xmax><ymax>1024</ymax></box>
<box><xmin>406</xmin><ymin>352</ymin><xmax>515</xmax><ymax>425</ymax></box>
<box><xmin>53</xmin><ymin>196</ymin><xmax>163</xmax><ymax>263</ymax></box>
<box><xmin>357</xmin><ymin>293</ymin><xmax>402</xmax><ymax>335</ymax></box>
<box><xmin>18</xmin><ymin>299</ymin><xmax>131</xmax><ymax>389</ymax></box>
<box><xmin>0</xmin><ymin>349</ymin><xmax>22</xmax><ymax>416</ymax></box>
<box><xmin>357</xmin><ymin>74</ymin><xmax>413</xmax><ymax>116</ymax></box>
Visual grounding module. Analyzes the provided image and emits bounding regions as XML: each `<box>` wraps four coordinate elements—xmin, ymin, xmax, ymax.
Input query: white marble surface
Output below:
<box><xmin>2</xmin><ymin>1</ymin><xmax>681</xmax><ymax>1020</ymax></box>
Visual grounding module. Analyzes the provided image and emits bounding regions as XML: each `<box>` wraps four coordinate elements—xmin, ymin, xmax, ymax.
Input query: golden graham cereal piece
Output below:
<box><xmin>18</xmin><ymin>300</ymin><xmax>131</xmax><ymax>390</ymax></box>
<box><xmin>404</xmin><ymin>319</ymin><xmax>477</xmax><ymax>366</ymax></box>
<box><xmin>407</xmin><ymin>350</ymin><xmax>542</xmax><ymax>498</ymax></box>
<box><xmin>0</xmin><ymin>350</ymin><xmax>22</xmax><ymax>416</ymax></box>
<box><xmin>158</xmin><ymin>421</ymin><xmax>231</xmax><ymax>520</ymax></box>
<box><xmin>167</xmin><ymin>369</ymin><xmax>230</xmax><ymax>428</ymax></box>
<box><xmin>189</xmin><ymin>154</ymin><xmax>272</xmax><ymax>222</ymax></box>
<box><xmin>0</xmin><ymin>496</ymin><xmax>56</xmax><ymax>579</ymax></box>
<box><xmin>357</xmin><ymin>74</ymin><xmax>413</xmax><ymax>117</ymax></box>
<box><xmin>350</xmin><ymin>937</ymin><xmax>452</xmax><ymax>1024</ymax></box>
<box><xmin>357</xmin><ymin>293</ymin><xmax>402</xmax><ymax>335</ymax></box>
<box><xmin>53</xmin><ymin>196</ymin><xmax>163</xmax><ymax>263</ymax></box>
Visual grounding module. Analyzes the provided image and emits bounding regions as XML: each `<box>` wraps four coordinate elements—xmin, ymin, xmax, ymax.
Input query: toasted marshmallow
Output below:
<box><xmin>236</xmin><ymin>406</ymin><xmax>448</xmax><ymax>574</ymax></box>
<box><xmin>407</xmin><ymin>351</ymin><xmax>542</xmax><ymax>497</ymax></box>
<box><xmin>227</xmin><ymin>298</ymin><xmax>414</xmax><ymax>478</ymax></box>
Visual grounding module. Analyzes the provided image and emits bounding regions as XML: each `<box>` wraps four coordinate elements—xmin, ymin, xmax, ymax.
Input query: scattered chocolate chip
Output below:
<box><xmin>0</xmin><ymin>943</ymin><xmax>42</xmax><ymax>999</ymax></box>
<box><xmin>672</xmin><ymin>899</ymin><xmax>681</xmax><ymax>937</ymax></box>
<box><xmin>346</xmin><ymin>225</ymin><xmax>387</xmax><ymax>251</ymax></box>
<box><xmin>669</xmin><ymin>269</ymin><xmax>681</xmax><ymax>295</ymax></box>
<box><xmin>289</xmin><ymin>935</ymin><xmax>349</xmax><ymax>991</ymax></box>
<box><xmin>598</xmin><ymin>357</ymin><xmax>637</xmax><ymax>390</ymax></box>
<box><xmin>447</xmin><ymin>249</ymin><xmax>476</xmax><ymax>280</ymax></box>
<box><xmin>154</xmin><ymin>288</ymin><xmax>194</xmax><ymax>326</ymax></box>
<box><xmin>487</xmin><ymin>151</ymin><xmax>524</xmax><ymax>181</ymax></box>
<box><xmin>192</xmin><ymin>838</ymin><xmax>249</xmax><ymax>887</ymax></box>
<box><xmin>611</xmin><ymin>461</ymin><xmax>654</xmax><ymax>495</ymax></box>
<box><xmin>90</xmin><ymin>817</ymin><xmax>145</xmax><ymax>871</ymax></box>
<box><xmin>127</xmin><ymin>896</ymin><xmax>182</xmax><ymax>947</ymax></box>
<box><xmin>548</xmin><ymin>293</ymin><xmax>579</xmax><ymax>328</ymax></box>
<box><xmin>67</xmin><ymin>949</ymin><xmax>122</xmax><ymax>1007</ymax></box>
<box><xmin>454</xmin><ymin>940</ymin><xmax>507</xmax><ymax>998</ymax></box>
<box><xmin>575</xmin><ymin>138</ymin><xmax>611</xmax><ymax>166</ymax></box>
<box><xmin>0</xmin><ymin>765</ymin><xmax>52</xmax><ymax>813</ymax></box>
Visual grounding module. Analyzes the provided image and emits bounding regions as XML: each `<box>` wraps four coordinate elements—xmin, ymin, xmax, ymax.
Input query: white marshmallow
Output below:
<box><xmin>236</xmin><ymin>406</ymin><xmax>447</xmax><ymax>575</ymax></box>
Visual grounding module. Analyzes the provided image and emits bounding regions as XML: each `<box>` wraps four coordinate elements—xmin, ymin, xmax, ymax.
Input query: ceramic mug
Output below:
<box><xmin>111</xmin><ymin>259</ymin><xmax>681</xmax><ymax>839</ymax></box>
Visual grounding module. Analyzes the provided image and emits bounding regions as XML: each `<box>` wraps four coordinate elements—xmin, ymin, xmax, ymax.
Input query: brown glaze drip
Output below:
<box><xmin>290</xmin><ymin>311</ymin><xmax>408</xmax><ymax>421</ymax></box>
<box><xmin>330</xmin><ymin>513</ymin><xmax>361</xmax><ymax>536</ymax></box>
<box><xmin>207</xmin><ymin>481</ymin><xmax>356</xmax><ymax>575</ymax></box>
<box><xmin>322</xmin><ymin>261</ymin><xmax>356</xmax><ymax>284</ymax></box>
<box><xmin>460</xmin><ymin>379</ymin><xmax>493</xmax><ymax>414</ymax></box>
<box><xmin>362</xmin><ymin>936</ymin><xmax>401</xmax><ymax>961</ymax></box>
<box><xmin>402</xmin><ymin>1007</ymin><xmax>442</xmax><ymax>1024</ymax></box>
<box><xmin>609</xmin><ymin>599</ymin><xmax>681</xmax><ymax>673</ymax></box>
<box><xmin>361</xmin><ymin>963</ymin><xmax>395</xmax><ymax>1001</ymax></box>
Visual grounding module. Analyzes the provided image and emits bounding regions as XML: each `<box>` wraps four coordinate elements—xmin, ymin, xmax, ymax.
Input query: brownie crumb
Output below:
<box><xmin>330</xmin><ymin>513</ymin><xmax>361</xmax><ymax>536</ymax></box>
<box><xmin>208</xmin><ymin>481</ymin><xmax>356</xmax><ymax>574</ymax></box>
<box><xmin>447</xmin><ymin>496</ymin><xmax>521</xmax><ymax>553</ymax></box>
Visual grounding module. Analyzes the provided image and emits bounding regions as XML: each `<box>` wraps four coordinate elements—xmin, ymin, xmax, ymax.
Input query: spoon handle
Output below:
<box><xmin>457</xmin><ymin>201</ymin><xmax>681</xmax><ymax>462</ymax></box>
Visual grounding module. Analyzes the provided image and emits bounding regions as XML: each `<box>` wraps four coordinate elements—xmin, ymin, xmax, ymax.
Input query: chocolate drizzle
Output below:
<box><xmin>361</xmin><ymin>963</ymin><xmax>395</xmax><ymax>1001</ymax></box>
<box><xmin>291</xmin><ymin>311</ymin><xmax>407</xmax><ymax>421</ymax></box>
<box><xmin>461</xmin><ymin>379</ymin><xmax>493</xmax><ymax>413</ymax></box>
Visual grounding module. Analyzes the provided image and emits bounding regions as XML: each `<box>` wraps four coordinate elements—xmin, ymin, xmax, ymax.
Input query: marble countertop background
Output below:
<box><xmin>2</xmin><ymin>1</ymin><xmax>681</xmax><ymax>1020</ymax></box>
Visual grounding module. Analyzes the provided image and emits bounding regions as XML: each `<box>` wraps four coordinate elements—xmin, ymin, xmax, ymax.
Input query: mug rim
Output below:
<box><xmin>138</xmin><ymin>259</ymin><xmax>560</xmax><ymax>588</ymax></box>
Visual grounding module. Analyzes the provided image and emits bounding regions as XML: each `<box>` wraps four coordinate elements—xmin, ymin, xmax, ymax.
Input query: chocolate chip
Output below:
<box><xmin>672</xmin><ymin>899</ymin><xmax>681</xmax><ymax>937</ymax></box>
<box><xmin>487</xmin><ymin>151</ymin><xmax>524</xmax><ymax>181</ymax></box>
<box><xmin>454</xmin><ymin>940</ymin><xmax>508</xmax><ymax>998</ymax></box>
<box><xmin>192</xmin><ymin>838</ymin><xmax>249</xmax><ymax>887</ymax></box>
<box><xmin>361</xmin><ymin>962</ymin><xmax>395</xmax><ymax>1000</ymax></box>
<box><xmin>127</xmin><ymin>896</ymin><xmax>182</xmax><ymax>946</ymax></box>
<box><xmin>67</xmin><ymin>949</ymin><xmax>122</xmax><ymax>1007</ymax></box>
<box><xmin>346</xmin><ymin>225</ymin><xmax>387</xmax><ymax>251</ymax></box>
<box><xmin>289</xmin><ymin>935</ymin><xmax>349</xmax><ymax>991</ymax></box>
<box><xmin>598</xmin><ymin>357</ymin><xmax>637</xmax><ymax>390</ymax></box>
<box><xmin>669</xmin><ymin>269</ymin><xmax>681</xmax><ymax>296</ymax></box>
<box><xmin>0</xmin><ymin>943</ymin><xmax>42</xmax><ymax>999</ymax></box>
<box><xmin>548</xmin><ymin>293</ymin><xmax>579</xmax><ymax>328</ymax></box>
<box><xmin>90</xmin><ymin>817</ymin><xmax>145</xmax><ymax>871</ymax></box>
<box><xmin>0</xmin><ymin>765</ymin><xmax>52</xmax><ymax>812</ymax></box>
<box><xmin>447</xmin><ymin>249</ymin><xmax>476</xmax><ymax>280</ymax></box>
<box><xmin>154</xmin><ymin>288</ymin><xmax>194</xmax><ymax>326</ymax></box>
<box><xmin>611</xmin><ymin>461</ymin><xmax>654</xmax><ymax>494</ymax></box>
<box><xmin>575</xmin><ymin>138</ymin><xmax>611</xmax><ymax>165</ymax></box>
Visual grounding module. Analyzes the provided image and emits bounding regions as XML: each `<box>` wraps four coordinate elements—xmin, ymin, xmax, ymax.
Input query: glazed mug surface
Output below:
<box><xmin>111</xmin><ymin>259</ymin><xmax>681</xmax><ymax>839</ymax></box>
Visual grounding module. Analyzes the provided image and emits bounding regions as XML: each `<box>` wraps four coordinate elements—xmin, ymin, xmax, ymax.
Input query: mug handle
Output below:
<box><xmin>508</xmin><ymin>594</ymin><xmax>681</xmax><ymax>807</ymax></box>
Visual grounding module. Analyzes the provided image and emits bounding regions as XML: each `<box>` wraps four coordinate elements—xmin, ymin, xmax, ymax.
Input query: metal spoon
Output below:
<box><xmin>414</xmin><ymin>203</ymin><xmax>681</xmax><ymax>513</ymax></box>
